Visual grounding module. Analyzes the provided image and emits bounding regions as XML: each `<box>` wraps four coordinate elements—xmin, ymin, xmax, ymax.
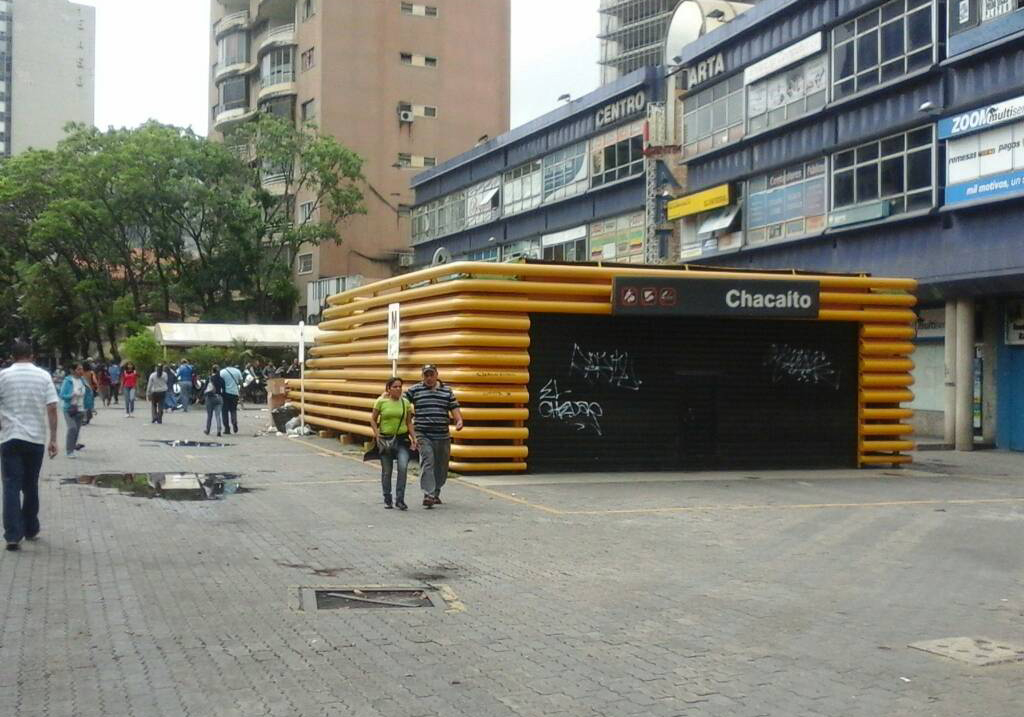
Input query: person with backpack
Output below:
<box><xmin>198</xmin><ymin>365</ymin><xmax>225</xmax><ymax>437</ymax></box>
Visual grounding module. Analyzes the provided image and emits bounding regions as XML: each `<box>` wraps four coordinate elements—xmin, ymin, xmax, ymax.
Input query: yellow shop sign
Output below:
<box><xmin>667</xmin><ymin>184</ymin><xmax>731</xmax><ymax>220</ymax></box>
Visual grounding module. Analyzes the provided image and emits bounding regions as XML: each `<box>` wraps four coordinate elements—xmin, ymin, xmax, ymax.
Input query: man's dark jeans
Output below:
<box><xmin>222</xmin><ymin>394</ymin><xmax>239</xmax><ymax>433</ymax></box>
<box><xmin>1</xmin><ymin>439</ymin><xmax>45</xmax><ymax>544</ymax></box>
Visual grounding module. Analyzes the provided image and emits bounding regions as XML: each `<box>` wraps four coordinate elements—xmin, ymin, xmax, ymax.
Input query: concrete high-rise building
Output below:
<box><xmin>2</xmin><ymin>0</ymin><xmax>95</xmax><ymax>156</ymax></box>
<box><xmin>208</xmin><ymin>0</ymin><xmax>511</xmax><ymax>322</ymax></box>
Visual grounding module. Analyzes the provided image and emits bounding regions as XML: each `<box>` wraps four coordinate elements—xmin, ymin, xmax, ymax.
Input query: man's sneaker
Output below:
<box><xmin>422</xmin><ymin>495</ymin><xmax>436</xmax><ymax>508</ymax></box>
<box><xmin>6</xmin><ymin>543</ymin><xmax>19</xmax><ymax>551</ymax></box>
<box><xmin>432</xmin><ymin>494</ymin><xmax>442</xmax><ymax>505</ymax></box>
<box><xmin>395</xmin><ymin>500</ymin><xmax>408</xmax><ymax>511</ymax></box>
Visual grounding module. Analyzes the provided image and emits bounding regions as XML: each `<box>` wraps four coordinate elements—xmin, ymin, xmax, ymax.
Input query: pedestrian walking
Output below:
<box><xmin>121</xmin><ymin>362</ymin><xmax>138</xmax><ymax>417</ymax></box>
<box><xmin>108</xmin><ymin>361</ymin><xmax>122</xmax><ymax>404</ymax></box>
<box><xmin>0</xmin><ymin>341</ymin><xmax>59</xmax><ymax>550</ymax></box>
<box><xmin>199</xmin><ymin>365</ymin><xmax>225</xmax><ymax>437</ymax></box>
<box><xmin>163</xmin><ymin>364</ymin><xmax>177</xmax><ymax>412</ymax></box>
<box><xmin>81</xmin><ymin>362</ymin><xmax>98</xmax><ymax>424</ymax></box>
<box><xmin>146</xmin><ymin>363</ymin><xmax>168</xmax><ymax>424</ymax></box>
<box><xmin>371</xmin><ymin>377</ymin><xmax>415</xmax><ymax>510</ymax></box>
<box><xmin>97</xmin><ymin>363</ymin><xmax>111</xmax><ymax>406</ymax></box>
<box><xmin>219</xmin><ymin>364</ymin><xmax>243</xmax><ymax>435</ymax></box>
<box><xmin>58</xmin><ymin>362</ymin><xmax>90</xmax><ymax>460</ymax></box>
<box><xmin>176</xmin><ymin>359</ymin><xmax>194</xmax><ymax>412</ymax></box>
<box><xmin>405</xmin><ymin>364</ymin><xmax>463</xmax><ymax>508</ymax></box>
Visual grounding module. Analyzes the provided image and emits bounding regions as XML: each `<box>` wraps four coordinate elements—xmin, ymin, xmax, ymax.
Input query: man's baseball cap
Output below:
<box><xmin>421</xmin><ymin>364</ymin><xmax>437</xmax><ymax>374</ymax></box>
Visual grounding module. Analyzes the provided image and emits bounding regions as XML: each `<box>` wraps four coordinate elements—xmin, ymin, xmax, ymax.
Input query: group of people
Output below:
<box><xmin>370</xmin><ymin>364</ymin><xmax>463</xmax><ymax>510</ymax></box>
<box><xmin>144</xmin><ymin>360</ymin><xmax>244</xmax><ymax>436</ymax></box>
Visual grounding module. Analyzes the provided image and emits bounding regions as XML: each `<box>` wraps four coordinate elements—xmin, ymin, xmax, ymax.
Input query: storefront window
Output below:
<box><xmin>589</xmin><ymin>212</ymin><xmax>645</xmax><ymax>263</ymax></box>
<box><xmin>747</xmin><ymin>159</ymin><xmax>827</xmax><ymax>246</ymax></box>
<box><xmin>541</xmin><ymin>226</ymin><xmax>588</xmax><ymax>262</ymax></box>
<box><xmin>832</xmin><ymin>0</ymin><xmax>933</xmax><ymax>100</ymax></box>
<box><xmin>590</xmin><ymin>121</ymin><xmax>645</xmax><ymax>187</ymax></box>
<box><xmin>465</xmin><ymin>176</ymin><xmax>501</xmax><ymax>227</ymax></box>
<box><xmin>461</xmin><ymin>246</ymin><xmax>499</xmax><ymax>262</ymax></box>
<box><xmin>682</xmin><ymin>75</ymin><xmax>744</xmax><ymax>158</ymax></box>
<box><xmin>679</xmin><ymin>188</ymin><xmax>744</xmax><ymax>259</ymax></box>
<box><xmin>542</xmin><ymin>141</ymin><xmax>588</xmax><ymax>202</ymax></box>
<box><xmin>831</xmin><ymin>126</ymin><xmax>934</xmax><ymax>216</ymax></box>
<box><xmin>747</xmin><ymin>55</ymin><xmax>827</xmax><ymax>135</ymax></box>
<box><xmin>503</xmin><ymin>160</ymin><xmax>542</xmax><ymax>216</ymax></box>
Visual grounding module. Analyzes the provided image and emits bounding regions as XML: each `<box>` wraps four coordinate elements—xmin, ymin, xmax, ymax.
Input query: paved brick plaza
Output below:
<box><xmin>2</xmin><ymin>405</ymin><xmax>1022</xmax><ymax>716</ymax></box>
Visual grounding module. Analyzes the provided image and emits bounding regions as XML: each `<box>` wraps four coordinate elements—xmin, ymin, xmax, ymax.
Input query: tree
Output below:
<box><xmin>119</xmin><ymin>329</ymin><xmax>163</xmax><ymax>376</ymax></box>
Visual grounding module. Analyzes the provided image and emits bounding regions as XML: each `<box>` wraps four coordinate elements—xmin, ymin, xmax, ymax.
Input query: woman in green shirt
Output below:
<box><xmin>371</xmin><ymin>377</ymin><xmax>416</xmax><ymax>510</ymax></box>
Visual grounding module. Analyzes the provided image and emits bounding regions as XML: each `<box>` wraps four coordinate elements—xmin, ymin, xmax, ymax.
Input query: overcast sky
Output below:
<box><xmin>78</xmin><ymin>0</ymin><xmax>600</xmax><ymax>135</ymax></box>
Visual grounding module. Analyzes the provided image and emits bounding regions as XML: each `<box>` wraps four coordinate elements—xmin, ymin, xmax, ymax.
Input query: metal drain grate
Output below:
<box><xmin>295</xmin><ymin>586</ymin><xmax>439</xmax><ymax>611</ymax></box>
<box><xmin>909</xmin><ymin>637</ymin><xmax>1024</xmax><ymax>666</ymax></box>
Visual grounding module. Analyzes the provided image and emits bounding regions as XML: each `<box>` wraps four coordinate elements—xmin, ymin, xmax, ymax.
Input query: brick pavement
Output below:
<box><xmin>1</xmin><ymin>402</ymin><xmax>1022</xmax><ymax>716</ymax></box>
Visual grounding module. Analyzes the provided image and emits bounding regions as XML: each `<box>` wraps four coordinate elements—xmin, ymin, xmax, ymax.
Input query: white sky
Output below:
<box><xmin>79</xmin><ymin>0</ymin><xmax>600</xmax><ymax>134</ymax></box>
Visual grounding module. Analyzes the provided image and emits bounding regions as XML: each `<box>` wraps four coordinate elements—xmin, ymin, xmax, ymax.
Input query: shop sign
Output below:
<box><xmin>945</xmin><ymin>119</ymin><xmax>1024</xmax><ymax>205</ymax></box>
<box><xmin>685</xmin><ymin>53</ymin><xmax>725</xmax><ymax>88</ymax></box>
<box><xmin>667</xmin><ymin>183</ymin><xmax>730</xmax><ymax>220</ymax></box>
<box><xmin>612</xmin><ymin>277</ymin><xmax>820</xmax><ymax>318</ymax></box>
<box><xmin>595</xmin><ymin>90</ymin><xmax>647</xmax><ymax>129</ymax></box>
<box><xmin>827</xmin><ymin>200</ymin><xmax>890</xmax><ymax>228</ymax></box>
<box><xmin>938</xmin><ymin>94</ymin><xmax>1024</xmax><ymax>139</ymax></box>
<box><xmin>916</xmin><ymin>307</ymin><xmax>945</xmax><ymax>339</ymax></box>
<box><xmin>1006</xmin><ymin>300</ymin><xmax>1024</xmax><ymax>345</ymax></box>
<box><xmin>743</xmin><ymin>33</ymin><xmax>822</xmax><ymax>85</ymax></box>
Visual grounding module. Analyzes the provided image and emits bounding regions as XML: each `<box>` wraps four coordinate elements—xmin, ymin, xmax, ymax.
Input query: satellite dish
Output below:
<box><xmin>431</xmin><ymin>247</ymin><xmax>452</xmax><ymax>266</ymax></box>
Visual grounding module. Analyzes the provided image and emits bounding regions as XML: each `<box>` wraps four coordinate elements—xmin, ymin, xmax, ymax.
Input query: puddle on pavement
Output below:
<box><xmin>62</xmin><ymin>472</ymin><xmax>245</xmax><ymax>500</ymax></box>
<box><xmin>140</xmin><ymin>439</ymin><xmax>231</xmax><ymax>448</ymax></box>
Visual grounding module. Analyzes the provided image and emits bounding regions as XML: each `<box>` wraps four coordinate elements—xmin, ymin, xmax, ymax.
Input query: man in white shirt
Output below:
<box><xmin>219</xmin><ymin>364</ymin><xmax>243</xmax><ymax>435</ymax></box>
<box><xmin>0</xmin><ymin>341</ymin><xmax>59</xmax><ymax>551</ymax></box>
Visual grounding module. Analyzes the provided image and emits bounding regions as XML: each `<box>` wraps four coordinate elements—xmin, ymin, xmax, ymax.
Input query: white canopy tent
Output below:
<box><xmin>152</xmin><ymin>323</ymin><xmax>321</xmax><ymax>349</ymax></box>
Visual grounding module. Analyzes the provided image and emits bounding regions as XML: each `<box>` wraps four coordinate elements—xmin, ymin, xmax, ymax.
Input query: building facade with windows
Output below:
<box><xmin>409</xmin><ymin>68</ymin><xmax>672</xmax><ymax>268</ymax></box>
<box><xmin>3</xmin><ymin>0</ymin><xmax>95</xmax><ymax>156</ymax></box>
<box><xmin>208</xmin><ymin>0</ymin><xmax>510</xmax><ymax>322</ymax></box>
<box><xmin>664</xmin><ymin>0</ymin><xmax>1024</xmax><ymax>450</ymax></box>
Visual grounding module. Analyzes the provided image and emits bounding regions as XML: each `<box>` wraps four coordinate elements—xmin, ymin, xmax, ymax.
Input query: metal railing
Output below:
<box><xmin>214</xmin><ymin>10</ymin><xmax>249</xmax><ymax>35</ymax></box>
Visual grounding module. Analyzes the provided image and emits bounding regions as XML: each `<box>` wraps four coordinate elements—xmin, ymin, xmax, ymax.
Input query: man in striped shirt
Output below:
<box><xmin>0</xmin><ymin>340</ymin><xmax>59</xmax><ymax>551</ymax></box>
<box><xmin>405</xmin><ymin>364</ymin><xmax>463</xmax><ymax>507</ymax></box>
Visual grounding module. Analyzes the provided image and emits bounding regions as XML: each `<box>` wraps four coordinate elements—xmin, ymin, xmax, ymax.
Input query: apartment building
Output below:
<box><xmin>208</xmin><ymin>0</ymin><xmax>511</xmax><ymax>322</ymax></box>
<box><xmin>3</xmin><ymin>0</ymin><xmax>95</xmax><ymax>156</ymax></box>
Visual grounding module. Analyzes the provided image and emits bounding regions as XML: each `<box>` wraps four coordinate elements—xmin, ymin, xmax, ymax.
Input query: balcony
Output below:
<box><xmin>212</xmin><ymin>104</ymin><xmax>257</xmax><ymax>133</ymax></box>
<box><xmin>258</xmin><ymin>68</ymin><xmax>296</xmax><ymax>101</ymax></box>
<box><xmin>261</xmin><ymin>171</ymin><xmax>288</xmax><ymax>195</ymax></box>
<box><xmin>214</xmin><ymin>59</ymin><xmax>257</xmax><ymax>82</ymax></box>
<box><xmin>214</xmin><ymin>10</ymin><xmax>249</xmax><ymax>38</ymax></box>
<box><xmin>258</xmin><ymin>23</ymin><xmax>296</xmax><ymax>54</ymax></box>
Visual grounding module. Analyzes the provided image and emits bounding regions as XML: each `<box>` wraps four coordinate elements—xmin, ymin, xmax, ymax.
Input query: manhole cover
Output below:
<box><xmin>909</xmin><ymin>637</ymin><xmax>1024</xmax><ymax>666</ymax></box>
<box><xmin>316</xmin><ymin>588</ymin><xmax>433</xmax><ymax>609</ymax></box>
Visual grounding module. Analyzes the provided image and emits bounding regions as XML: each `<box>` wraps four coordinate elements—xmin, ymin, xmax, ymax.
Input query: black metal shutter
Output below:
<box><xmin>527</xmin><ymin>314</ymin><xmax>858</xmax><ymax>472</ymax></box>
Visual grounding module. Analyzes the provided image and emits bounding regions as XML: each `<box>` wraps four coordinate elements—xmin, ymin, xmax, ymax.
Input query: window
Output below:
<box><xmin>423</xmin><ymin>105</ymin><xmax>437</xmax><ymax>117</ymax></box>
<box><xmin>542</xmin><ymin>141</ymin><xmax>588</xmax><ymax>203</ymax></box>
<box><xmin>465</xmin><ymin>177</ymin><xmax>502</xmax><ymax>227</ymax></box>
<box><xmin>261</xmin><ymin>96</ymin><xmax>294</xmax><ymax>120</ymax></box>
<box><xmin>589</xmin><ymin>212</ymin><xmax>646</xmax><ymax>263</ymax></box>
<box><xmin>400</xmin><ymin>52</ymin><xmax>413</xmax><ymax>64</ymax></box>
<box><xmin>397</xmin><ymin>153</ymin><xmax>412</xmax><ymax>167</ymax></box>
<box><xmin>747</xmin><ymin>55</ymin><xmax>827</xmax><ymax>134</ymax></box>
<box><xmin>423</xmin><ymin>156</ymin><xmax>436</xmax><ymax>167</ymax></box>
<box><xmin>590</xmin><ymin>120</ymin><xmax>645</xmax><ymax>187</ymax></box>
<box><xmin>832</xmin><ymin>0</ymin><xmax>933</xmax><ymax>101</ymax></box>
<box><xmin>299</xmin><ymin>201</ymin><xmax>315</xmax><ymax>222</ymax></box>
<box><xmin>434</xmin><ymin>192</ymin><xmax>466</xmax><ymax>237</ymax></box>
<box><xmin>261</xmin><ymin>47</ymin><xmax>294</xmax><ymax>87</ymax></box>
<box><xmin>398</xmin><ymin>102</ymin><xmax>437</xmax><ymax>118</ymax></box>
<box><xmin>301</xmin><ymin>47</ymin><xmax>315</xmax><ymax>71</ymax></box>
<box><xmin>682</xmin><ymin>75</ymin><xmax>745</xmax><ymax>158</ymax></box>
<box><xmin>400</xmin><ymin>52</ymin><xmax>438</xmax><ymax>67</ymax></box>
<box><xmin>217</xmin><ymin>30</ymin><xmax>248</xmax><ymax>67</ymax></box>
<box><xmin>297</xmin><ymin>253</ymin><xmax>313</xmax><ymax>274</ymax></box>
<box><xmin>831</xmin><ymin>126</ymin><xmax>934</xmax><ymax>215</ymax></box>
<box><xmin>396</xmin><ymin>154</ymin><xmax>434</xmax><ymax>168</ymax></box>
<box><xmin>747</xmin><ymin>159</ymin><xmax>827</xmax><ymax>246</ymax></box>
<box><xmin>401</xmin><ymin>3</ymin><xmax>439</xmax><ymax>16</ymax></box>
<box><xmin>302</xmin><ymin>0</ymin><xmax>316</xmax><ymax>20</ymax></box>
<box><xmin>949</xmin><ymin>0</ymin><xmax>1024</xmax><ymax>36</ymax></box>
<box><xmin>301</xmin><ymin>98</ymin><xmax>317</xmax><ymax>122</ymax></box>
<box><xmin>401</xmin><ymin>1</ymin><xmax>414</xmax><ymax>11</ymax></box>
<box><xmin>426</xmin><ymin>6</ymin><xmax>438</xmax><ymax>16</ymax></box>
<box><xmin>462</xmin><ymin>246</ymin><xmax>498</xmax><ymax>262</ymax></box>
<box><xmin>218</xmin><ymin>76</ymin><xmax>248</xmax><ymax>112</ymax></box>
<box><xmin>502</xmin><ymin>160</ymin><xmax>543</xmax><ymax>215</ymax></box>
<box><xmin>542</xmin><ymin>226</ymin><xmax>588</xmax><ymax>262</ymax></box>
<box><xmin>425</xmin><ymin>56</ymin><xmax>437</xmax><ymax>67</ymax></box>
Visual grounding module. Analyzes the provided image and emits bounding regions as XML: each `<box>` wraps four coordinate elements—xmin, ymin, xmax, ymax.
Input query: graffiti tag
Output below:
<box><xmin>538</xmin><ymin>378</ymin><xmax>604</xmax><ymax>435</ymax></box>
<box><xmin>764</xmin><ymin>343</ymin><xmax>841</xmax><ymax>390</ymax></box>
<box><xmin>568</xmin><ymin>343</ymin><xmax>643</xmax><ymax>391</ymax></box>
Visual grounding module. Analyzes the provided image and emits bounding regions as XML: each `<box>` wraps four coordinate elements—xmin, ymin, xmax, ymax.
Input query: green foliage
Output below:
<box><xmin>183</xmin><ymin>346</ymin><xmax>233</xmax><ymax>374</ymax></box>
<box><xmin>0</xmin><ymin>118</ymin><xmax>366</xmax><ymax>358</ymax></box>
<box><xmin>119</xmin><ymin>330</ymin><xmax>163</xmax><ymax>375</ymax></box>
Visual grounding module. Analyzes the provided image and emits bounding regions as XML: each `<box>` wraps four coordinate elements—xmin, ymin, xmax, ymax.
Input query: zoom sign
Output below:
<box><xmin>939</xmin><ymin>95</ymin><xmax>1024</xmax><ymax>139</ymax></box>
<box><xmin>613</xmin><ymin>277</ymin><xmax>820</xmax><ymax>318</ymax></box>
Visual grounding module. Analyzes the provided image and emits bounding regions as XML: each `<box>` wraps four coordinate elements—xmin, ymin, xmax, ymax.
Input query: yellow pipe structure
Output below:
<box><xmin>288</xmin><ymin>261</ymin><xmax>917</xmax><ymax>472</ymax></box>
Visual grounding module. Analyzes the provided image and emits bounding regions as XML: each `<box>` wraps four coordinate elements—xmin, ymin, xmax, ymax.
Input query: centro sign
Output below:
<box><xmin>595</xmin><ymin>90</ymin><xmax>647</xmax><ymax>128</ymax></box>
<box><xmin>612</xmin><ymin>277</ymin><xmax>820</xmax><ymax>318</ymax></box>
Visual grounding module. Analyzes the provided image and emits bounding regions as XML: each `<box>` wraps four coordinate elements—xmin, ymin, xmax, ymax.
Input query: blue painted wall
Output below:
<box><xmin>997</xmin><ymin>302</ymin><xmax>1024</xmax><ymax>450</ymax></box>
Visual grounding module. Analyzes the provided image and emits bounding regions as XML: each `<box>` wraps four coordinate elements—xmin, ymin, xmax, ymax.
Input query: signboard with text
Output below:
<box><xmin>387</xmin><ymin>303</ymin><xmax>400</xmax><ymax>360</ymax></box>
<box><xmin>612</xmin><ymin>277</ymin><xmax>820</xmax><ymax>318</ymax></box>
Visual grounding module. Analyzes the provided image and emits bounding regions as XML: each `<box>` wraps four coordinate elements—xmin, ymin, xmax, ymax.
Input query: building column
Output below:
<box><xmin>944</xmin><ymin>299</ymin><xmax>957</xmax><ymax>446</ymax></box>
<box><xmin>955</xmin><ymin>297</ymin><xmax>975</xmax><ymax>451</ymax></box>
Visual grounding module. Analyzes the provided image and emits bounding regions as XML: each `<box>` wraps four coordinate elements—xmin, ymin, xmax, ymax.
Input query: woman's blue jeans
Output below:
<box><xmin>380</xmin><ymin>438</ymin><xmax>410</xmax><ymax>500</ymax></box>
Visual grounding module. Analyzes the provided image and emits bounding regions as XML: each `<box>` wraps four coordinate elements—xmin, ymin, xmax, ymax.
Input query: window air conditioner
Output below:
<box><xmin>398</xmin><ymin>110</ymin><xmax>415</xmax><ymax>123</ymax></box>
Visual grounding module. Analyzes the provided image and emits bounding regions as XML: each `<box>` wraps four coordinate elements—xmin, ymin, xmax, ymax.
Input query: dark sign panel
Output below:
<box><xmin>612</xmin><ymin>277</ymin><xmax>820</xmax><ymax>318</ymax></box>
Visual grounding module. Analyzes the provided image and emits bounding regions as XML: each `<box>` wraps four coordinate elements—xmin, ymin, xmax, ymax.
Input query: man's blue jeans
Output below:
<box><xmin>178</xmin><ymin>382</ymin><xmax>192</xmax><ymax>411</ymax></box>
<box><xmin>1</xmin><ymin>439</ymin><xmax>45</xmax><ymax>544</ymax></box>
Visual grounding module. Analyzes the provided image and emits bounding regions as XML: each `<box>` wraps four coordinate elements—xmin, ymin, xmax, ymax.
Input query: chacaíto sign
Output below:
<box><xmin>612</xmin><ymin>277</ymin><xmax>820</xmax><ymax>318</ymax></box>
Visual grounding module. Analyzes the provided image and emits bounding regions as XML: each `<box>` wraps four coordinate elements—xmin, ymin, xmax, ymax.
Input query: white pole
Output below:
<box><xmin>299</xmin><ymin>321</ymin><xmax>306</xmax><ymax>432</ymax></box>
